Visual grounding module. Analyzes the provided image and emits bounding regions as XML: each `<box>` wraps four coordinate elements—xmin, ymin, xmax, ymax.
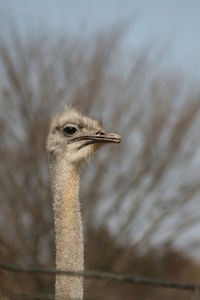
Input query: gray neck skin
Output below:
<box><xmin>49</xmin><ymin>156</ymin><xmax>83</xmax><ymax>300</ymax></box>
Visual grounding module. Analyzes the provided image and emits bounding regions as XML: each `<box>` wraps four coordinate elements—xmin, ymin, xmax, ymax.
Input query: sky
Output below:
<box><xmin>1</xmin><ymin>0</ymin><xmax>200</xmax><ymax>259</ymax></box>
<box><xmin>0</xmin><ymin>0</ymin><xmax>200</xmax><ymax>76</ymax></box>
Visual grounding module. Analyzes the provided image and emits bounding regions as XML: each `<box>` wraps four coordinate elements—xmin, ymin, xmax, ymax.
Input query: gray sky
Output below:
<box><xmin>0</xmin><ymin>0</ymin><xmax>200</xmax><ymax>76</ymax></box>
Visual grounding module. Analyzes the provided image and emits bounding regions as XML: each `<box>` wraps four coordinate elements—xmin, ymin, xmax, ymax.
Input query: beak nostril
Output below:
<box><xmin>96</xmin><ymin>130</ymin><xmax>105</xmax><ymax>136</ymax></box>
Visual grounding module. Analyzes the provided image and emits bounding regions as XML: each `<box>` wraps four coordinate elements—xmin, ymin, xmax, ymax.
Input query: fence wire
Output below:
<box><xmin>0</xmin><ymin>263</ymin><xmax>200</xmax><ymax>293</ymax></box>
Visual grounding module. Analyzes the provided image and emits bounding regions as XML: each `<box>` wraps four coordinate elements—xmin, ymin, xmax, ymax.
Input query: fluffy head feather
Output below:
<box><xmin>47</xmin><ymin>106</ymin><xmax>121</xmax><ymax>166</ymax></box>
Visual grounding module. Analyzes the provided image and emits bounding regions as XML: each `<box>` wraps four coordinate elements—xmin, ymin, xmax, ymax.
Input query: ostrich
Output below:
<box><xmin>47</xmin><ymin>106</ymin><xmax>121</xmax><ymax>300</ymax></box>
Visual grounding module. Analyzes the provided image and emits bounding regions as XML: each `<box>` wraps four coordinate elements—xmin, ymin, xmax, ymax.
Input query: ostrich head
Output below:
<box><xmin>47</xmin><ymin>106</ymin><xmax>121</xmax><ymax>166</ymax></box>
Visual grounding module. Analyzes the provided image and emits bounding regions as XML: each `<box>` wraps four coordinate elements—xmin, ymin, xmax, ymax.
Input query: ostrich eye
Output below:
<box><xmin>63</xmin><ymin>126</ymin><xmax>78</xmax><ymax>136</ymax></box>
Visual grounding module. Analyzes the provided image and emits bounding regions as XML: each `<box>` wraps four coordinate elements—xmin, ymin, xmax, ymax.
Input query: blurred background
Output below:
<box><xmin>0</xmin><ymin>1</ymin><xmax>200</xmax><ymax>299</ymax></box>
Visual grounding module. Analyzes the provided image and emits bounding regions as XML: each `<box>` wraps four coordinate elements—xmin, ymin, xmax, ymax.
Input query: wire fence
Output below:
<box><xmin>0</xmin><ymin>263</ymin><xmax>200</xmax><ymax>299</ymax></box>
<box><xmin>1</xmin><ymin>263</ymin><xmax>200</xmax><ymax>291</ymax></box>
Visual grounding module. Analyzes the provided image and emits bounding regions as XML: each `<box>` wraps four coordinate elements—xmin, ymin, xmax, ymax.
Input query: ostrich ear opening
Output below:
<box><xmin>48</xmin><ymin>150</ymin><xmax>56</xmax><ymax>162</ymax></box>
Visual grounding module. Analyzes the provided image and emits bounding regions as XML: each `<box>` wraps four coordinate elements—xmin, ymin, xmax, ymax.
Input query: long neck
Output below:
<box><xmin>50</xmin><ymin>157</ymin><xmax>84</xmax><ymax>300</ymax></box>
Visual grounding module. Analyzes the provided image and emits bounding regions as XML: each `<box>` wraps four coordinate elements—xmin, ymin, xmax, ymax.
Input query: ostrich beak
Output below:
<box><xmin>95</xmin><ymin>131</ymin><xmax>121</xmax><ymax>144</ymax></box>
<box><xmin>71</xmin><ymin>131</ymin><xmax>121</xmax><ymax>145</ymax></box>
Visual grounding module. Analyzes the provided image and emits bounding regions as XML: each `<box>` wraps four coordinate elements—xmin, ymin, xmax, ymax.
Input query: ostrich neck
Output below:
<box><xmin>50</xmin><ymin>158</ymin><xmax>83</xmax><ymax>300</ymax></box>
